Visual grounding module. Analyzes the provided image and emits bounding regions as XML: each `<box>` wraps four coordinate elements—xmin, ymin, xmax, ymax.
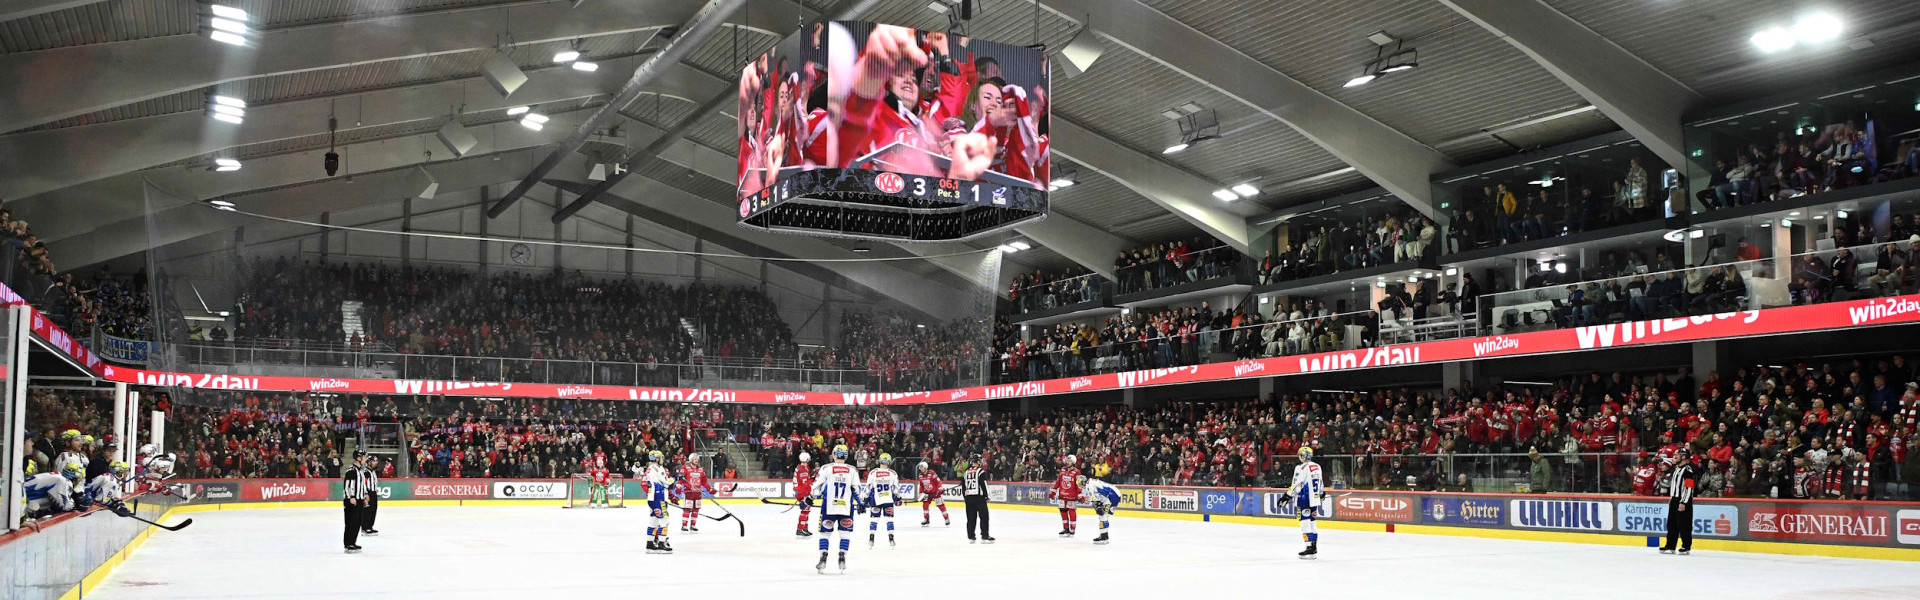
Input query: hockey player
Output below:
<box><xmin>681</xmin><ymin>454</ymin><xmax>716</xmax><ymax>532</ymax></box>
<box><xmin>53</xmin><ymin>430</ymin><xmax>88</xmax><ymax>478</ymax></box>
<box><xmin>865</xmin><ymin>454</ymin><xmax>899</xmax><ymax>548</ymax></box>
<box><xmin>812</xmin><ymin>444</ymin><xmax>863</xmax><ymax>574</ymax></box>
<box><xmin>588</xmin><ymin>456</ymin><xmax>613</xmax><ymax>509</ymax></box>
<box><xmin>643</xmin><ymin>450</ymin><xmax>675</xmax><ymax>554</ymax></box>
<box><xmin>23</xmin><ymin>461</ymin><xmax>82</xmax><ymax>517</ymax></box>
<box><xmin>1280</xmin><ymin>447</ymin><xmax>1325</xmax><ymax>559</ymax></box>
<box><xmin>1079</xmin><ymin>474</ymin><xmax>1120</xmax><ymax>544</ymax></box>
<box><xmin>1050</xmin><ymin>454</ymin><xmax>1083</xmax><ymax>537</ymax></box>
<box><xmin>86</xmin><ymin>461</ymin><xmax>131</xmax><ymax>507</ymax></box>
<box><xmin>792</xmin><ymin>451</ymin><xmax>815</xmax><ymax>537</ymax></box>
<box><xmin>917</xmin><ymin>461</ymin><xmax>950</xmax><ymax>527</ymax></box>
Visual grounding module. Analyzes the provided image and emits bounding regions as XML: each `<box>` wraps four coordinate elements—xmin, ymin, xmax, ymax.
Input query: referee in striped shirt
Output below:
<box><xmin>343</xmin><ymin>451</ymin><xmax>374</xmax><ymax>553</ymax></box>
<box><xmin>1660</xmin><ymin>447</ymin><xmax>1698</xmax><ymax>555</ymax></box>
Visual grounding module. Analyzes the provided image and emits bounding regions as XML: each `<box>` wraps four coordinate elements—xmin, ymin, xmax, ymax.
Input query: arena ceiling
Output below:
<box><xmin>3</xmin><ymin>0</ymin><xmax>1916</xmax><ymax>314</ymax></box>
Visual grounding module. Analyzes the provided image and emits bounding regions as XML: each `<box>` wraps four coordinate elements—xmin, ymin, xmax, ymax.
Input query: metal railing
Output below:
<box><xmin>1112</xmin><ymin>245</ymin><xmax>1246</xmax><ymax>295</ymax></box>
<box><xmin>999</xmin><ymin>309</ymin><xmax>1379</xmax><ymax>383</ymax></box>
<box><xmin>1012</xmin><ymin>272</ymin><xmax>1105</xmax><ymax>313</ymax></box>
<box><xmin>1479</xmin><ymin>240</ymin><xmax>1904</xmax><ymax>336</ymax></box>
<box><xmin>1253</xmin><ymin>452</ymin><xmax>1652</xmax><ymax>495</ymax></box>
<box><xmin>159</xmin><ymin>342</ymin><xmax>875</xmax><ymax>387</ymax></box>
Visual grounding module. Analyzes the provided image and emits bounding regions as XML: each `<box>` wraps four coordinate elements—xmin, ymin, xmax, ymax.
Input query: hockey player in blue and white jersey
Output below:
<box><xmin>85</xmin><ymin>461</ymin><xmax>131</xmax><ymax>507</ymax></box>
<box><xmin>812</xmin><ymin>444</ymin><xmax>863</xmax><ymax>574</ymax></box>
<box><xmin>23</xmin><ymin>461</ymin><xmax>83</xmax><ymax>517</ymax></box>
<box><xmin>864</xmin><ymin>453</ymin><xmax>899</xmax><ymax>549</ymax></box>
<box><xmin>643</xmin><ymin>450</ymin><xmax>676</xmax><ymax>554</ymax></box>
<box><xmin>1280</xmin><ymin>447</ymin><xmax>1325</xmax><ymax>559</ymax></box>
<box><xmin>1078</xmin><ymin>475</ymin><xmax>1121</xmax><ymax>545</ymax></box>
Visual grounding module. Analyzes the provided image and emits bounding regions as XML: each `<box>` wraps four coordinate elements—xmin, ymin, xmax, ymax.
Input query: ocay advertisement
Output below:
<box><xmin>492</xmin><ymin>481</ymin><xmax>567</xmax><ymax>499</ymax></box>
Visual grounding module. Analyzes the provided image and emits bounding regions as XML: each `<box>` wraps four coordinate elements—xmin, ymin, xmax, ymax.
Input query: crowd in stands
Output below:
<box><xmin>838</xmin><ymin>310</ymin><xmax>989</xmax><ymax>391</ymax></box>
<box><xmin>10</xmin><ymin>349</ymin><xmax>1918</xmax><ymax>510</ymax></box>
<box><xmin>1009</xmin><ymin>266</ymin><xmax>1099</xmax><ymax>312</ymax></box>
<box><xmin>227</xmin><ymin>258</ymin><xmax>796</xmax><ymax>381</ymax></box>
<box><xmin>1263</xmin><ymin>210</ymin><xmax>1437</xmax><ymax>285</ymax></box>
<box><xmin>1697</xmin><ymin>119</ymin><xmax>1919</xmax><ymax>211</ymax></box>
<box><xmin>995</xmin><ymin>299</ymin><xmax>1371</xmax><ymax>382</ymax></box>
<box><xmin>1113</xmin><ymin>236</ymin><xmax>1241</xmax><ymax>294</ymax></box>
<box><xmin>1451</xmin><ymin>157</ymin><xmax>1662</xmax><ymax>252</ymax></box>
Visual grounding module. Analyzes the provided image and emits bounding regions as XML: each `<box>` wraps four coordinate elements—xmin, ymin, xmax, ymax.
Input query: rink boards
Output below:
<box><xmin>155</xmin><ymin>478</ymin><xmax>1920</xmax><ymax>558</ymax></box>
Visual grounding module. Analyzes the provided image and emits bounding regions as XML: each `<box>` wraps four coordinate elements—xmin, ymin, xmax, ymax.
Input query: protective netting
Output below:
<box><xmin>147</xmin><ymin>384</ymin><xmax>989</xmax><ymax>482</ymax></box>
<box><xmin>139</xmin><ymin>181</ymin><xmax>1004</xmax><ymax>393</ymax></box>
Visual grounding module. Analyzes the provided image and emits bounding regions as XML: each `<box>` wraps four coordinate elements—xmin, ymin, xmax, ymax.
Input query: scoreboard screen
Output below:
<box><xmin>735</xmin><ymin>21</ymin><xmax>1049</xmax><ymax>242</ymax></box>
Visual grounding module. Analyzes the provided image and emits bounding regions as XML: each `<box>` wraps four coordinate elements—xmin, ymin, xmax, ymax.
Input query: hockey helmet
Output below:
<box><xmin>799</xmin><ymin>451</ymin><xmax>812</xmax><ymax>463</ymax></box>
<box><xmin>832</xmin><ymin>444</ymin><xmax>849</xmax><ymax>460</ymax></box>
<box><xmin>139</xmin><ymin>443</ymin><xmax>156</xmax><ymax>457</ymax></box>
<box><xmin>111</xmin><ymin>461</ymin><xmax>131</xmax><ymax>476</ymax></box>
<box><xmin>878</xmin><ymin>453</ymin><xmax>892</xmax><ymax>465</ymax></box>
<box><xmin>1298</xmin><ymin>446</ymin><xmax>1314</xmax><ymax>460</ymax></box>
<box><xmin>687</xmin><ymin>453</ymin><xmax>699</xmax><ymax>465</ymax></box>
<box><xmin>61</xmin><ymin>461</ymin><xmax>85</xmax><ymax>481</ymax></box>
<box><xmin>1076</xmin><ymin>474</ymin><xmax>1088</xmax><ymax>487</ymax></box>
<box><xmin>917</xmin><ymin>461</ymin><xmax>929</xmax><ymax>471</ymax></box>
<box><xmin>1064</xmin><ymin>454</ymin><xmax>1078</xmax><ymax>465</ymax></box>
<box><xmin>60</xmin><ymin>429</ymin><xmax>81</xmax><ymax>443</ymax></box>
<box><xmin>648</xmin><ymin>450</ymin><xmax>664</xmax><ymax>463</ymax></box>
<box><xmin>81</xmin><ymin>434</ymin><xmax>95</xmax><ymax>447</ymax></box>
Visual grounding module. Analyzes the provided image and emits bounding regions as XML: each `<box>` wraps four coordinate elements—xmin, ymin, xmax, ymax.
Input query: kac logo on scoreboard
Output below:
<box><xmin>874</xmin><ymin>172</ymin><xmax>905</xmax><ymax>194</ymax></box>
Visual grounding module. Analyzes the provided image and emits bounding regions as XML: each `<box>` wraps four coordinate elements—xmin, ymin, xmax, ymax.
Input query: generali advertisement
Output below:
<box><xmin>1745</xmin><ymin>507</ymin><xmax>1890</xmax><ymax>543</ymax></box>
<box><xmin>412</xmin><ymin>481</ymin><xmax>491</xmax><ymax>498</ymax></box>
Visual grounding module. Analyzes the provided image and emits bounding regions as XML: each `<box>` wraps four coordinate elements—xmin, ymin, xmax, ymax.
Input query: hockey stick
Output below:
<box><xmin>667</xmin><ymin>500</ymin><xmax>744</xmax><ymax>534</ymax></box>
<box><xmin>760</xmin><ymin>497</ymin><xmax>804</xmax><ymax>513</ymax></box>
<box><xmin>100</xmin><ymin>503</ymin><xmax>192</xmax><ymax>531</ymax></box>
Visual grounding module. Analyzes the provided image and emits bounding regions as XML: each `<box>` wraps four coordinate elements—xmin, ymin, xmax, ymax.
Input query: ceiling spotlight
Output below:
<box><xmin>214</xmin><ymin>158</ymin><xmax>242</xmax><ymax>171</ymax></box>
<box><xmin>927</xmin><ymin>1</ymin><xmax>950</xmax><ymax>13</ymax></box>
<box><xmin>1047</xmin><ymin>178</ymin><xmax>1075</xmax><ymax>191</ymax></box>
<box><xmin>1792</xmin><ymin>12</ymin><xmax>1843</xmax><ymax>44</ymax></box>
<box><xmin>210</xmin><ymin>30</ymin><xmax>246</xmax><ymax>46</ymax></box>
<box><xmin>1231</xmin><ymin>183</ymin><xmax>1259</xmax><ymax>197</ymax></box>
<box><xmin>212</xmin><ymin>95</ymin><xmax>246</xmax><ymax>108</ymax></box>
<box><xmin>1343</xmin><ymin>72</ymin><xmax>1378</xmax><ymax>88</ymax></box>
<box><xmin>1162</xmin><ymin>142</ymin><xmax>1189</xmax><ymax>154</ymax></box>
<box><xmin>554</xmin><ymin>50</ymin><xmax>581</xmax><ymax>63</ymax></box>
<box><xmin>520</xmin><ymin>113</ymin><xmax>550</xmax><ymax>131</ymax></box>
<box><xmin>1381</xmin><ymin>48</ymin><xmax>1418</xmax><ymax>73</ymax></box>
<box><xmin>1168</xmin><ymin>109</ymin><xmax>1220</xmax><ymax>153</ymax></box>
<box><xmin>1837</xmin><ymin>210</ymin><xmax>1849</xmax><ymax>219</ymax></box>
<box><xmin>205</xmin><ymin>5</ymin><xmax>251</xmax><ymax>46</ymax></box>
<box><xmin>1554</xmin><ymin>262</ymin><xmax>1568</xmax><ymax>274</ymax></box>
<box><xmin>997</xmin><ymin>244</ymin><xmax>1019</xmax><ymax>253</ymax></box>
<box><xmin>1009</xmin><ymin>241</ymin><xmax>1031</xmax><ymax>250</ymax></box>
<box><xmin>507</xmin><ymin>106</ymin><xmax>531</xmax><ymax>115</ymax></box>
<box><xmin>211</xmin><ymin>113</ymin><xmax>243</xmax><ymax>124</ymax></box>
<box><xmin>208</xmin><ymin>200</ymin><xmax>235</xmax><ymax>207</ymax></box>
<box><xmin>1750</xmin><ymin>27</ymin><xmax>1796</xmax><ymax>53</ymax></box>
<box><xmin>1444</xmin><ymin>267</ymin><xmax>1458</xmax><ymax>276</ymax></box>
<box><xmin>570</xmin><ymin>60</ymin><xmax>599</xmax><ymax>72</ymax></box>
<box><xmin>1212</xmin><ymin>189</ymin><xmax>1239</xmax><ymax>201</ymax></box>
<box><xmin>214</xmin><ymin>205</ymin><xmax>237</xmax><ymax>212</ymax></box>
<box><xmin>211</xmin><ymin>104</ymin><xmax>245</xmax><ymax>117</ymax></box>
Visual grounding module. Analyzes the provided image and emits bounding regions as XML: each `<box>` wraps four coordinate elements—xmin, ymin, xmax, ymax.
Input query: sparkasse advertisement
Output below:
<box><xmin>1616</xmin><ymin>502</ymin><xmax>1739</xmax><ymax>537</ymax></box>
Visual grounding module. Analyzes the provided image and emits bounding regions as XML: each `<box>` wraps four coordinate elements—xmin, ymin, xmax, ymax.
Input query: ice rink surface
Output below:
<box><xmin>92</xmin><ymin>503</ymin><xmax>1920</xmax><ymax>600</ymax></box>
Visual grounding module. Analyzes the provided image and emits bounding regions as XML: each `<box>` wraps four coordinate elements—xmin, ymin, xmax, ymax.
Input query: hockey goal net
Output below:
<box><xmin>563</xmin><ymin>473</ymin><xmax>627</xmax><ymax>508</ymax></box>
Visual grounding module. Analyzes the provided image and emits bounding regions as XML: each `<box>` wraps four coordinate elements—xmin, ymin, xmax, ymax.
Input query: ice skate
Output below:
<box><xmin>1093</xmin><ymin>533</ymin><xmax>1109</xmax><ymax>545</ymax></box>
<box><xmin>1058</xmin><ymin>527</ymin><xmax>1072</xmax><ymax>537</ymax></box>
<box><xmin>689</xmin><ymin>525</ymin><xmax>700</xmax><ymax>533</ymax></box>
<box><xmin>888</xmin><ymin>534</ymin><xmax>895</xmax><ymax>547</ymax></box>
<box><xmin>1298</xmin><ymin>542</ymin><xmax>1317</xmax><ymax>559</ymax></box>
<box><xmin>361</xmin><ymin>529</ymin><xmax>379</xmax><ymax>536</ymax></box>
<box><xmin>837</xmin><ymin>551</ymin><xmax>848</xmax><ymax>573</ymax></box>
<box><xmin>1659</xmin><ymin>548</ymin><xmax>1674</xmax><ymax>554</ymax></box>
<box><xmin>796</xmin><ymin>528</ymin><xmax>812</xmax><ymax>538</ymax></box>
<box><xmin>680</xmin><ymin>526</ymin><xmax>689</xmax><ymax>532</ymax></box>
<box><xmin>659</xmin><ymin>540</ymin><xmax>674</xmax><ymax>554</ymax></box>
<box><xmin>868</xmin><ymin>533</ymin><xmax>876</xmax><ymax>549</ymax></box>
<box><xmin>922</xmin><ymin>518</ymin><xmax>931</xmax><ymax>527</ymax></box>
<box><xmin>1678</xmin><ymin>549</ymin><xmax>1690</xmax><ymax>556</ymax></box>
<box><xmin>981</xmin><ymin>535</ymin><xmax>996</xmax><ymax>544</ymax></box>
<box><xmin>645</xmin><ymin>540</ymin><xmax>660</xmax><ymax>554</ymax></box>
<box><xmin>344</xmin><ymin>545</ymin><xmax>362</xmax><ymax>554</ymax></box>
<box><xmin>816</xmin><ymin>552</ymin><xmax>829</xmax><ymax>574</ymax></box>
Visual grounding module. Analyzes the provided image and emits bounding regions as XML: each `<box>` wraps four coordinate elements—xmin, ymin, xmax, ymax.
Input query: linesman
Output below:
<box><xmin>342</xmin><ymin>451</ymin><xmax>372</xmax><ymax>553</ymax></box>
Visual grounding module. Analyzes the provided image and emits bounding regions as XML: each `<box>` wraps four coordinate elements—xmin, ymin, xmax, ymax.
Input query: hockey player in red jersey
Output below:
<box><xmin>680</xmin><ymin>454</ymin><xmax>716</xmax><ymax>532</ymax></box>
<box><xmin>917</xmin><ymin>461</ymin><xmax>950</xmax><ymax>527</ymax></box>
<box><xmin>1630</xmin><ymin>453</ymin><xmax>1659</xmax><ymax>496</ymax></box>
<box><xmin>792</xmin><ymin>451</ymin><xmax>815</xmax><ymax>537</ymax></box>
<box><xmin>587</xmin><ymin>455</ymin><xmax>613</xmax><ymax>508</ymax></box>
<box><xmin>1050</xmin><ymin>455</ymin><xmax>1083</xmax><ymax>537</ymax></box>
